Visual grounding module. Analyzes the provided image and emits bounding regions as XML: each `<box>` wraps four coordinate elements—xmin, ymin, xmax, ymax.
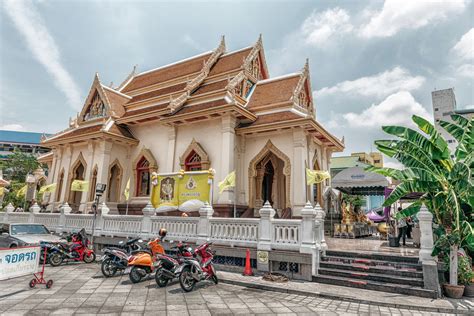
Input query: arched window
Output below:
<box><xmin>185</xmin><ymin>150</ymin><xmax>202</xmax><ymax>171</ymax></box>
<box><xmin>108</xmin><ymin>163</ymin><xmax>121</xmax><ymax>202</ymax></box>
<box><xmin>136</xmin><ymin>157</ymin><xmax>150</xmax><ymax>196</ymax></box>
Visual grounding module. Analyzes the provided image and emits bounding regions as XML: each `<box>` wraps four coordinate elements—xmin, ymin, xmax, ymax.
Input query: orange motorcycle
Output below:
<box><xmin>127</xmin><ymin>229</ymin><xmax>167</xmax><ymax>283</ymax></box>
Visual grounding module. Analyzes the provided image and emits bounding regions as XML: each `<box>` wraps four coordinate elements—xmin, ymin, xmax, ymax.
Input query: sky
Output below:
<box><xmin>0</xmin><ymin>0</ymin><xmax>473</xmax><ymax>166</ymax></box>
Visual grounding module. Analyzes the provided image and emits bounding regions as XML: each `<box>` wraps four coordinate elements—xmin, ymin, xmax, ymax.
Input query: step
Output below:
<box><xmin>319</xmin><ymin>261</ymin><xmax>423</xmax><ymax>278</ymax></box>
<box><xmin>325</xmin><ymin>250</ymin><xmax>419</xmax><ymax>264</ymax></box>
<box><xmin>318</xmin><ymin>267</ymin><xmax>424</xmax><ymax>287</ymax></box>
<box><xmin>312</xmin><ymin>275</ymin><xmax>437</xmax><ymax>299</ymax></box>
<box><xmin>322</xmin><ymin>256</ymin><xmax>422</xmax><ymax>271</ymax></box>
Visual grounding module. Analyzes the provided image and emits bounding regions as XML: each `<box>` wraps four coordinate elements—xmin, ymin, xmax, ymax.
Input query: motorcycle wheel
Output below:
<box><xmin>49</xmin><ymin>253</ymin><xmax>63</xmax><ymax>267</ymax></box>
<box><xmin>83</xmin><ymin>252</ymin><xmax>96</xmax><ymax>263</ymax></box>
<box><xmin>212</xmin><ymin>275</ymin><xmax>218</xmax><ymax>284</ymax></box>
<box><xmin>101</xmin><ymin>258</ymin><xmax>117</xmax><ymax>277</ymax></box>
<box><xmin>129</xmin><ymin>266</ymin><xmax>143</xmax><ymax>283</ymax></box>
<box><xmin>155</xmin><ymin>269</ymin><xmax>169</xmax><ymax>288</ymax></box>
<box><xmin>179</xmin><ymin>266</ymin><xmax>196</xmax><ymax>292</ymax></box>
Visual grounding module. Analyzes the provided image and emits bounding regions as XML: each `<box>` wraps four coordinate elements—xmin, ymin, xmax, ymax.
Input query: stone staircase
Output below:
<box><xmin>313</xmin><ymin>250</ymin><xmax>437</xmax><ymax>298</ymax></box>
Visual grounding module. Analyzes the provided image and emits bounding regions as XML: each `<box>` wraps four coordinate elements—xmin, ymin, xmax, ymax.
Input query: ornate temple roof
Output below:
<box><xmin>42</xmin><ymin>36</ymin><xmax>343</xmax><ymax>151</ymax></box>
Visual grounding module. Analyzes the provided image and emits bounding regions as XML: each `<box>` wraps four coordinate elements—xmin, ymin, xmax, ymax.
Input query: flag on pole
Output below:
<box><xmin>306</xmin><ymin>168</ymin><xmax>330</xmax><ymax>185</ymax></box>
<box><xmin>71</xmin><ymin>180</ymin><xmax>89</xmax><ymax>192</ymax></box>
<box><xmin>16</xmin><ymin>185</ymin><xmax>28</xmax><ymax>197</ymax></box>
<box><xmin>39</xmin><ymin>183</ymin><xmax>57</xmax><ymax>194</ymax></box>
<box><xmin>218</xmin><ymin>171</ymin><xmax>236</xmax><ymax>193</ymax></box>
<box><xmin>124</xmin><ymin>178</ymin><xmax>130</xmax><ymax>200</ymax></box>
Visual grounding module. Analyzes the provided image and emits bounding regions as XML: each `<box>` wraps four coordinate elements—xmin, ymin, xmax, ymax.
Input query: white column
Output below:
<box><xmin>292</xmin><ymin>129</ymin><xmax>307</xmax><ymax>216</ymax></box>
<box><xmin>218</xmin><ymin>114</ymin><xmax>236</xmax><ymax>204</ymax></box>
<box><xmin>79</xmin><ymin>141</ymin><xmax>96</xmax><ymax>211</ymax></box>
<box><xmin>166</xmin><ymin>126</ymin><xmax>176</xmax><ymax>173</ymax></box>
<box><xmin>59</xmin><ymin>145</ymin><xmax>73</xmax><ymax>203</ymax></box>
<box><xmin>197</xmin><ymin>202</ymin><xmax>214</xmax><ymax>244</ymax></box>
<box><xmin>315</xmin><ymin>202</ymin><xmax>327</xmax><ymax>252</ymax></box>
<box><xmin>141</xmin><ymin>202</ymin><xmax>155</xmax><ymax>237</ymax></box>
<box><xmin>419</xmin><ymin>205</ymin><xmax>435</xmax><ymax>264</ymax></box>
<box><xmin>257</xmin><ymin>201</ymin><xmax>275</xmax><ymax>251</ymax></box>
<box><xmin>300</xmin><ymin>201</ymin><xmax>318</xmax><ymax>250</ymax></box>
<box><xmin>95</xmin><ymin>142</ymin><xmax>112</xmax><ymax>201</ymax></box>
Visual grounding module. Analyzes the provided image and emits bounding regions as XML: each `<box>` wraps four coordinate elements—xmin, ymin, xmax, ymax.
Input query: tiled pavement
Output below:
<box><xmin>0</xmin><ymin>264</ymin><xmax>464</xmax><ymax>315</ymax></box>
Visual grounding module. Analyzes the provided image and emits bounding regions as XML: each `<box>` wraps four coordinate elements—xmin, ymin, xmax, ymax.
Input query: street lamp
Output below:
<box><xmin>91</xmin><ymin>183</ymin><xmax>106</xmax><ymax>248</ymax></box>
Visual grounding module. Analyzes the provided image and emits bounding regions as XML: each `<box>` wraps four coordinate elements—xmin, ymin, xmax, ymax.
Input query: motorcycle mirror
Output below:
<box><xmin>158</xmin><ymin>228</ymin><xmax>167</xmax><ymax>238</ymax></box>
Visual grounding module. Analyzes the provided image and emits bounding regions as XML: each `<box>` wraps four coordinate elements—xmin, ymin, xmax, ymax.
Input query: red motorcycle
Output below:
<box><xmin>49</xmin><ymin>228</ymin><xmax>96</xmax><ymax>266</ymax></box>
<box><xmin>178</xmin><ymin>241</ymin><xmax>217</xmax><ymax>292</ymax></box>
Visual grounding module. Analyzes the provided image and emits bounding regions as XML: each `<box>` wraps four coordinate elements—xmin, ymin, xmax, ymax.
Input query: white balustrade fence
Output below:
<box><xmin>1</xmin><ymin>201</ymin><xmax>324</xmax><ymax>276</ymax></box>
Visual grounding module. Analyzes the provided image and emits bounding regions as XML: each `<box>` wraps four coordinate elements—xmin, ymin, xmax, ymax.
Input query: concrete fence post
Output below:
<box><xmin>29</xmin><ymin>202</ymin><xmax>41</xmax><ymax>223</ymax></box>
<box><xmin>93</xmin><ymin>202</ymin><xmax>109</xmax><ymax>236</ymax></box>
<box><xmin>300</xmin><ymin>201</ymin><xmax>319</xmax><ymax>278</ymax></box>
<box><xmin>4</xmin><ymin>203</ymin><xmax>14</xmax><ymax>222</ymax></box>
<box><xmin>141</xmin><ymin>202</ymin><xmax>155</xmax><ymax>237</ymax></box>
<box><xmin>418</xmin><ymin>204</ymin><xmax>441</xmax><ymax>296</ymax></box>
<box><xmin>197</xmin><ymin>202</ymin><xmax>214</xmax><ymax>244</ymax></box>
<box><xmin>257</xmin><ymin>201</ymin><xmax>275</xmax><ymax>272</ymax></box>
<box><xmin>314</xmin><ymin>203</ymin><xmax>327</xmax><ymax>253</ymax></box>
<box><xmin>57</xmin><ymin>203</ymin><xmax>71</xmax><ymax>233</ymax></box>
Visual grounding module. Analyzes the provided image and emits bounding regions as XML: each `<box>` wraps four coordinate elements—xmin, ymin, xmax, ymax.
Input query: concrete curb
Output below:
<box><xmin>220</xmin><ymin>277</ymin><xmax>470</xmax><ymax>314</ymax></box>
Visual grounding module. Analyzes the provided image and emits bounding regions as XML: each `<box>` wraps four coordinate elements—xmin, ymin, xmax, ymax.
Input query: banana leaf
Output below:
<box><xmin>395</xmin><ymin>201</ymin><xmax>422</xmax><ymax>219</ymax></box>
<box><xmin>412</xmin><ymin>115</ymin><xmax>449</xmax><ymax>159</ymax></box>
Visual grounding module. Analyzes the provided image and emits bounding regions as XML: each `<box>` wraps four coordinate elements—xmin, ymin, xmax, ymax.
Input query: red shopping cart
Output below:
<box><xmin>29</xmin><ymin>245</ymin><xmax>53</xmax><ymax>289</ymax></box>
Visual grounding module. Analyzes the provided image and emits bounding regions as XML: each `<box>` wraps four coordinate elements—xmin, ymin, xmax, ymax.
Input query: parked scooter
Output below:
<box><xmin>101</xmin><ymin>238</ymin><xmax>143</xmax><ymax>277</ymax></box>
<box><xmin>154</xmin><ymin>241</ymin><xmax>194</xmax><ymax>287</ymax></box>
<box><xmin>48</xmin><ymin>228</ymin><xmax>96</xmax><ymax>266</ymax></box>
<box><xmin>178</xmin><ymin>241</ymin><xmax>218</xmax><ymax>292</ymax></box>
<box><xmin>126</xmin><ymin>229</ymin><xmax>167</xmax><ymax>283</ymax></box>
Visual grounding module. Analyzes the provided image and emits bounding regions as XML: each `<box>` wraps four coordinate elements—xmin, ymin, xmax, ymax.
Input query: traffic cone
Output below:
<box><xmin>243</xmin><ymin>248</ymin><xmax>254</xmax><ymax>276</ymax></box>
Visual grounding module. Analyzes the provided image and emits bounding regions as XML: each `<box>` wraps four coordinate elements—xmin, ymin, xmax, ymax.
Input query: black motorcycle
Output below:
<box><xmin>154</xmin><ymin>241</ymin><xmax>194</xmax><ymax>287</ymax></box>
<box><xmin>101</xmin><ymin>238</ymin><xmax>143</xmax><ymax>277</ymax></box>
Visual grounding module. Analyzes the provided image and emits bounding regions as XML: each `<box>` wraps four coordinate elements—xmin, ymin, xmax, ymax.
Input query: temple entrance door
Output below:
<box><xmin>69</xmin><ymin>163</ymin><xmax>85</xmax><ymax>212</ymax></box>
<box><xmin>254</xmin><ymin>153</ymin><xmax>286</xmax><ymax>212</ymax></box>
<box><xmin>262</xmin><ymin>161</ymin><xmax>274</xmax><ymax>206</ymax></box>
<box><xmin>107</xmin><ymin>164</ymin><xmax>121</xmax><ymax>203</ymax></box>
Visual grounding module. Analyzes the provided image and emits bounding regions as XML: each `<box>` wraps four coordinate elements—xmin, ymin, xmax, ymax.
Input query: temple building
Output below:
<box><xmin>40</xmin><ymin>36</ymin><xmax>344</xmax><ymax>217</ymax></box>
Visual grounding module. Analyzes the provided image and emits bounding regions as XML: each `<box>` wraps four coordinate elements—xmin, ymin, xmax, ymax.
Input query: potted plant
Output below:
<box><xmin>458</xmin><ymin>253</ymin><xmax>474</xmax><ymax>297</ymax></box>
<box><xmin>367</xmin><ymin>114</ymin><xmax>473</xmax><ymax>299</ymax></box>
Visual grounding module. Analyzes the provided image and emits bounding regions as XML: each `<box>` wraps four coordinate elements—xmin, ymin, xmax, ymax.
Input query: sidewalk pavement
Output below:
<box><xmin>218</xmin><ymin>271</ymin><xmax>474</xmax><ymax>314</ymax></box>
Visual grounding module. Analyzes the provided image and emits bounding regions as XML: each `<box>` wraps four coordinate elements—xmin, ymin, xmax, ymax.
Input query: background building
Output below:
<box><xmin>432</xmin><ymin>88</ymin><xmax>474</xmax><ymax>153</ymax></box>
<box><xmin>0</xmin><ymin>130</ymin><xmax>51</xmax><ymax>160</ymax></box>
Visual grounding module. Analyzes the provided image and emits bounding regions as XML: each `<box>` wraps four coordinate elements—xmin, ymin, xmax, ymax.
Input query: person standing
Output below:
<box><xmin>406</xmin><ymin>216</ymin><xmax>413</xmax><ymax>239</ymax></box>
<box><xmin>397</xmin><ymin>215</ymin><xmax>408</xmax><ymax>246</ymax></box>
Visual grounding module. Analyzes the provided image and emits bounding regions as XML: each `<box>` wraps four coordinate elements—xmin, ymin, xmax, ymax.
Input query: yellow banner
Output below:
<box><xmin>152</xmin><ymin>175</ymin><xmax>179</xmax><ymax>209</ymax></box>
<box><xmin>71</xmin><ymin>180</ymin><xmax>89</xmax><ymax>192</ymax></box>
<box><xmin>39</xmin><ymin>183</ymin><xmax>56</xmax><ymax>194</ymax></box>
<box><xmin>123</xmin><ymin>178</ymin><xmax>130</xmax><ymax>201</ymax></box>
<box><xmin>306</xmin><ymin>168</ymin><xmax>330</xmax><ymax>185</ymax></box>
<box><xmin>16</xmin><ymin>185</ymin><xmax>27</xmax><ymax>198</ymax></box>
<box><xmin>218</xmin><ymin>171</ymin><xmax>236</xmax><ymax>193</ymax></box>
<box><xmin>178</xmin><ymin>174</ymin><xmax>210</xmax><ymax>204</ymax></box>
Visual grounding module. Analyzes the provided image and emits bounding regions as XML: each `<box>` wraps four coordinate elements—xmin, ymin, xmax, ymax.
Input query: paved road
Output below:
<box><xmin>0</xmin><ymin>264</ymin><xmax>451</xmax><ymax>315</ymax></box>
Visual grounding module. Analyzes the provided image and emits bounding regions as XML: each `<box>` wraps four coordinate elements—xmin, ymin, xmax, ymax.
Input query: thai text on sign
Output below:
<box><xmin>0</xmin><ymin>246</ymin><xmax>40</xmax><ymax>280</ymax></box>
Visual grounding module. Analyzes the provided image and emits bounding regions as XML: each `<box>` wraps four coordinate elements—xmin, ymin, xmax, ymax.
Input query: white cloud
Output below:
<box><xmin>457</xmin><ymin>64</ymin><xmax>474</xmax><ymax>77</ymax></box>
<box><xmin>316</xmin><ymin>67</ymin><xmax>425</xmax><ymax>98</ymax></box>
<box><xmin>182</xmin><ymin>34</ymin><xmax>205</xmax><ymax>52</ymax></box>
<box><xmin>452</xmin><ymin>28</ymin><xmax>474</xmax><ymax>60</ymax></box>
<box><xmin>0</xmin><ymin>124</ymin><xmax>25</xmax><ymax>132</ymax></box>
<box><xmin>342</xmin><ymin>91</ymin><xmax>430</xmax><ymax>128</ymax></box>
<box><xmin>359</xmin><ymin>0</ymin><xmax>469</xmax><ymax>38</ymax></box>
<box><xmin>301</xmin><ymin>8</ymin><xmax>353</xmax><ymax>45</ymax></box>
<box><xmin>3</xmin><ymin>0</ymin><xmax>82</xmax><ymax>110</ymax></box>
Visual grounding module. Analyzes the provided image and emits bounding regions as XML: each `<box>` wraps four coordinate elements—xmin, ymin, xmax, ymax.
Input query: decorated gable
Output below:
<box><xmin>83</xmin><ymin>90</ymin><xmax>107</xmax><ymax>121</ymax></box>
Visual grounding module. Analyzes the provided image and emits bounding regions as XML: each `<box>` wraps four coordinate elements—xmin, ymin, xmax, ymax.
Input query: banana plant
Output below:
<box><xmin>367</xmin><ymin>114</ymin><xmax>473</xmax><ymax>286</ymax></box>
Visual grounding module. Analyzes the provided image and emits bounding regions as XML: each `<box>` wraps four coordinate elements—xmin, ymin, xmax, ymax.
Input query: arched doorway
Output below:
<box><xmin>249</xmin><ymin>141</ymin><xmax>291</xmax><ymax>215</ymax></box>
<box><xmin>313</xmin><ymin>159</ymin><xmax>323</xmax><ymax>207</ymax></box>
<box><xmin>107</xmin><ymin>162</ymin><xmax>122</xmax><ymax>202</ymax></box>
<box><xmin>184</xmin><ymin>150</ymin><xmax>202</xmax><ymax>171</ymax></box>
<box><xmin>68</xmin><ymin>162</ymin><xmax>85</xmax><ymax>211</ymax></box>
<box><xmin>254</xmin><ymin>153</ymin><xmax>286</xmax><ymax>211</ymax></box>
